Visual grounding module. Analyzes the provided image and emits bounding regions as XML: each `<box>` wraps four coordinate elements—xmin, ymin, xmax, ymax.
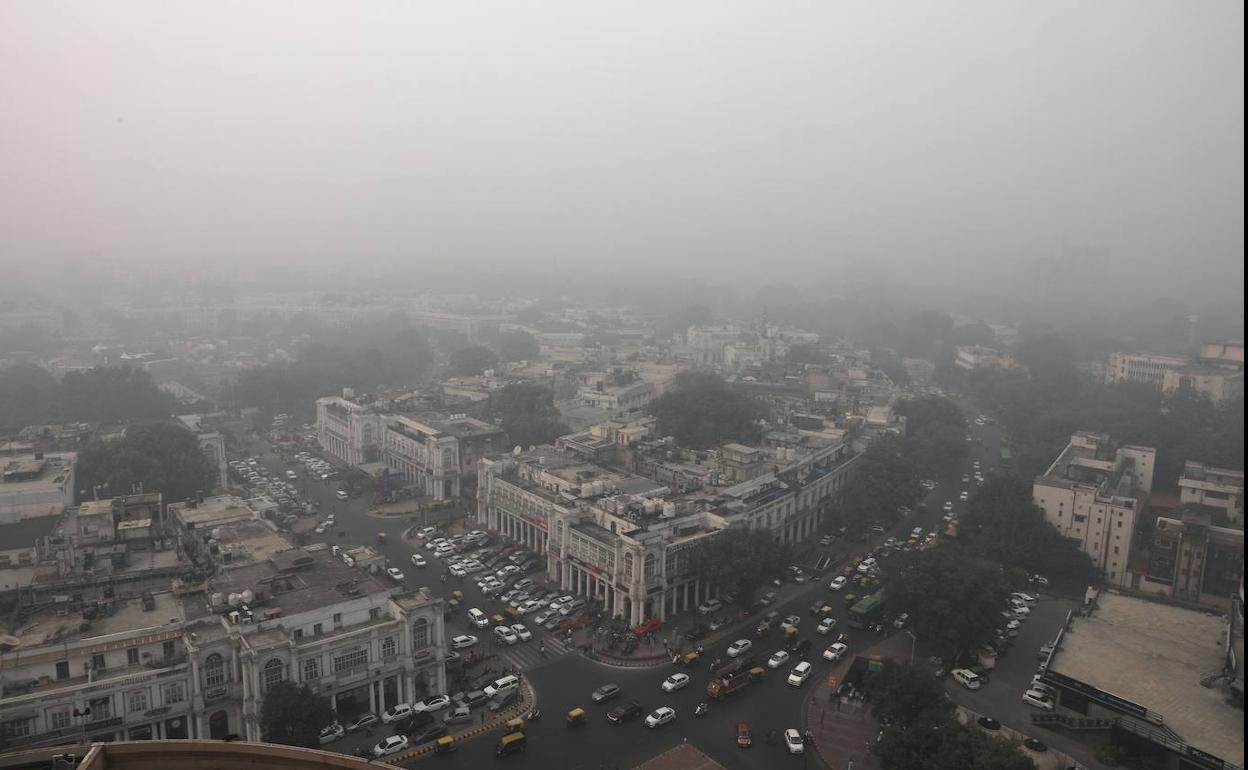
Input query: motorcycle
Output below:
<box><xmin>527</xmin><ymin>709</ymin><xmax>541</xmax><ymax>721</ymax></box>
<box><xmin>694</xmin><ymin>702</ymin><xmax>710</xmax><ymax>717</ymax></box>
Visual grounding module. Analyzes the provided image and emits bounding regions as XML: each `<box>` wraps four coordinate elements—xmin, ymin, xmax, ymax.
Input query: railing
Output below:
<box><xmin>1029</xmin><ymin>712</ymin><xmax>1115</xmax><ymax>731</ymax></box>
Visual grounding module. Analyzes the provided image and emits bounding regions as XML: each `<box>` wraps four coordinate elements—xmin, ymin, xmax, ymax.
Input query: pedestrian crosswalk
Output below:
<box><xmin>496</xmin><ymin>635</ymin><xmax>573</xmax><ymax>670</ymax></box>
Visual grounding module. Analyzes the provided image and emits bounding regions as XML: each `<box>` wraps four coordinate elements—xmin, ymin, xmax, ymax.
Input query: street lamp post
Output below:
<box><xmin>905</xmin><ymin>630</ymin><xmax>918</xmax><ymax>663</ymax></box>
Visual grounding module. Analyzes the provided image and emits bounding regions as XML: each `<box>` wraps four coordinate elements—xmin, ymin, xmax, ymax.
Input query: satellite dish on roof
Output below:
<box><xmin>0</xmin><ymin>635</ymin><xmax>22</xmax><ymax>650</ymax></box>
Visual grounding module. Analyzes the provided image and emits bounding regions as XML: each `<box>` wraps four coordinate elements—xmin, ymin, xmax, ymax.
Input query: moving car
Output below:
<box><xmin>829</xmin><ymin>576</ymin><xmax>847</xmax><ymax>591</ymax></box>
<box><xmin>952</xmin><ymin>669</ymin><xmax>983</xmax><ymax>690</ymax></box>
<box><xmin>607</xmin><ymin>701</ymin><xmax>643</xmax><ymax>724</ymax></box>
<box><xmin>413</xmin><ymin>694</ymin><xmax>452</xmax><ymax>713</ymax></box>
<box><xmin>697</xmin><ymin>599</ymin><xmax>722</xmax><ymax>615</ymax></box>
<box><xmin>347</xmin><ymin>713</ymin><xmax>378</xmax><ymax>732</ymax></box>
<box><xmin>1021</xmin><ymin>689</ymin><xmax>1055</xmax><ymax>710</ymax></box>
<box><xmin>784</xmin><ymin>728</ymin><xmax>805</xmax><ymax>754</ymax></box>
<box><xmin>592</xmin><ymin>683</ymin><xmax>621</xmax><ymax>703</ymax></box>
<box><xmin>736</xmin><ymin>722</ymin><xmax>753</xmax><ymax>748</ymax></box>
<box><xmin>410</xmin><ymin>554</ymin><xmax>427</xmax><ymax>568</ymax></box>
<box><xmin>484</xmin><ymin>675</ymin><xmax>520</xmax><ymax>699</ymax></box>
<box><xmin>645</xmin><ymin>707</ymin><xmax>676</xmax><ymax>729</ymax></box>
<box><xmin>510</xmin><ymin>623</ymin><xmax>532</xmax><ymax>642</ymax></box>
<box><xmin>727</xmin><ymin>639</ymin><xmax>753</xmax><ymax>658</ymax></box>
<box><xmin>768</xmin><ymin>650</ymin><xmax>791</xmax><ymax>669</ymax></box>
<box><xmin>493</xmin><ymin>626</ymin><xmax>519</xmax><ymax>645</ymax></box>
<box><xmin>371</xmin><ymin>735</ymin><xmax>409</xmax><ymax>758</ymax></box>
<box><xmin>787</xmin><ymin>661</ymin><xmax>813</xmax><ymax>686</ymax></box>
<box><xmin>817</xmin><ymin>618</ymin><xmax>838</xmax><ymax>635</ymax></box>
<box><xmin>450</xmin><ymin>635</ymin><xmax>478</xmax><ymax>650</ymax></box>
<box><xmin>385</xmin><ymin>567</ymin><xmax>405</xmax><ymax>582</ymax></box>
<box><xmin>823</xmin><ymin>642</ymin><xmax>848</xmax><ymax>662</ymax></box>
<box><xmin>335</xmin><ymin>490</ymin><xmax>349</xmax><ymax>501</ymax></box>
<box><xmin>662</xmin><ymin>673</ymin><xmax>691</xmax><ymax>693</ymax></box>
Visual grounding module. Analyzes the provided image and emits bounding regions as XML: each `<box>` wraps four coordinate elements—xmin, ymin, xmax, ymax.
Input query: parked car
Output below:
<box><xmin>318</xmin><ymin>723</ymin><xmax>344</xmax><ymax>745</ymax></box>
<box><xmin>371</xmin><ymin>735</ymin><xmax>409</xmax><ymax>758</ymax></box>
<box><xmin>697</xmin><ymin>599</ymin><xmax>722</xmax><ymax>615</ymax></box>
<box><xmin>768</xmin><ymin>650</ymin><xmax>791</xmax><ymax>669</ymax></box>
<box><xmin>822</xmin><ymin>642</ymin><xmax>848</xmax><ymax>662</ymax></box>
<box><xmin>1021</xmin><ymin>690</ymin><xmax>1055</xmax><ymax>710</ymax></box>
<box><xmin>829</xmin><ymin>576</ymin><xmax>847</xmax><ymax>591</ymax></box>
<box><xmin>787</xmin><ymin>662</ymin><xmax>813</xmax><ymax>686</ymax></box>
<box><xmin>347</xmin><ymin>713</ymin><xmax>378</xmax><ymax>732</ymax></box>
<box><xmin>450</xmin><ymin>634</ymin><xmax>479</xmax><ymax>650</ymax></box>
<box><xmin>381</xmin><ymin>704</ymin><xmax>413</xmax><ymax>724</ymax></box>
<box><xmin>413</xmin><ymin>694</ymin><xmax>451</xmax><ymax>714</ymax></box>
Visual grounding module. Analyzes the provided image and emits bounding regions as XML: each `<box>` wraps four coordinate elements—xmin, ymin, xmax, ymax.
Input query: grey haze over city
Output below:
<box><xmin>1</xmin><ymin>1</ymin><xmax>1243</xmax><ymax>312</ymax></box>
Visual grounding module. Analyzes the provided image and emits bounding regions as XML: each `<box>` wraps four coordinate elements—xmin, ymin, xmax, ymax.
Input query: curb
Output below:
<box><xmin>382</xmin><ymin>681</ymin><xmax>535</xmax><ymax>764</ymax></box>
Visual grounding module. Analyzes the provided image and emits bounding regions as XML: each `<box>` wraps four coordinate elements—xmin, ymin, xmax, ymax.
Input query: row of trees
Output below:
<box><xmin>486</xmin><ymin>383</ymin><xmax>569</xmax><ymax>449</ymax></box>
<box><xmin>0</xmin><ymin>365</ymin><xmax>179</xmax><ymax>431</ymax></box>
<box><xmin>865</xmin><ymin>660</ymin><xmax>1036</xmax><ymax>770</ymax></box>
<box><xmin>688</xmin><ymin>527</ymin><xmax>791</xmax><ymax>605</ymax></box>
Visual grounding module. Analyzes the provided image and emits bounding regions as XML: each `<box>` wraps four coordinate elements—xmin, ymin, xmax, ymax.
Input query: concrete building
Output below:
<box><xmin>1033</xmin><ymin>432</ymin><xmax>1155</xmax><ymax>586</ymax></box>
<box><xmin>1179</xmin><ymin>461</ymin><xmax>1244</xmax><ymax>527</ymax></box>
<box><xmin>574</xmin><ymin>381</ymin><xmax>655</xmax><ymax>413</ymax></box>
<box><xmin>477</xmin><ymin>439</ymin><xmax>859</xmax><ymax>625</ymax></box>
<box><xmin>382</xmin><ymin>414</ymin><xmax>506</xmax><ymax>501</ymax></box>
<box><xmin>177</xmin><ymin>415</ymin><xmax>228</xmax><ymax>491</ymax></box>
<box><xmin>1161</xmin><ymin>364</ymin><xmax>1244</xmax><ymax>404</ymax></box>
<box><xmin>1105</xmin><ymin>351</ymin><xmax>1188</xmax><ymax>388</ymax></box>
<box><xmin>954</xmin><ymin>345</ymin><xmax>1019</xmax><ymax>371</ymax></box>
<box><xmin>0</xmin><ymin>515</ymin><xmax>61</xmax><ymax>572</ymax></box>
<box><xmin>1143</xmin><ymin>508</ymin><xmax>1243</xmax><ymax>609</ymax></box>
<box><xmin>315</xmin><ymin>396</ymin><xmax>385</xmax><ymax>467</ymax></box>
<box><xmin>0</xmin><ymin>452</ymin><xmax>76</xmax><ymax>522</ymax></box>
<box><xmin>1036</xmin><ymin>590</ymin><xmax>1242</xmax><ymax>770</ymax></box>
<box><xmin>0</xmin><ymin>494</ymin><xmax>448</xmax><ymax>750</ymax></box>
<box><xmin>683</xmin><ymin>325</ymin><xmax>741</xmax><ymax>365</ymax></box>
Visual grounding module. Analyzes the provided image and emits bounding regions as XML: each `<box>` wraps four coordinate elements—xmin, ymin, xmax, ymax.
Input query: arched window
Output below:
<box><xmin>412</xmin><ymin>619</ymin><xmax>430</xmax><ymax>650</ymax></box>
<box><xmin>643</xmin><ymin>554</ymin><xmax>657</xmax><ymax>579</ymax></box>
<box><xmin>262</xmin><ymin>658</ymin><xmax>285</xmax><ymax>692</ymax></box>
<box><xmin>203</xmin><ymin>654</ymin><xmax>225</xmax><ymax>688</ymax></box>
<box><xmin>623</xmin><ymin>552</ymin><xmax>634</xmax><ymax>579</ymax></box>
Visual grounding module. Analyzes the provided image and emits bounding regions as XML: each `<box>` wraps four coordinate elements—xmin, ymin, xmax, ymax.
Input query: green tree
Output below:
<box><xmin>447</xmin><ymin>345</ymin><xmax>499</xmax><ymax>377</ymax></box>
<box><xmin>490</xmin><ymin>383</ymin><xmax>569</xmax><ymax>449</ymax></box>
<box><xmin>650</xmin><ymin>372</ymin><xmax>764</xmax><ymax>449</ymax></box>
<box><xmin>835</xmin><ymin>435</ymin><xmax>923</xmax><ymax>533</ymax></box>
<box><xmin>77</xmin><ymin>422</ymin><xmax>219</xmax><ymax>503</ymax></box>
<box><xmin>498</xmin><ymin>331</ymin><xmax>540</xmax><ymax>362</ymax></box>
<box><xmin>259</xmin><ymin>681</ymin><xmax>334</xmax><ymax>747</ymax></box>
<box><xmin>883</xmin><ymin>545</ymin><xmax>1010</xmax><ymax>664</ymax></box>
<box><xmin>689</xmin><ymin>526</ymin><xmax>790</xmax><ymax>604</ymax></box>
<box><xmin>786</xmin><ymin>343</ymin><xmax>829</xmax><ymax>366</ymax></box>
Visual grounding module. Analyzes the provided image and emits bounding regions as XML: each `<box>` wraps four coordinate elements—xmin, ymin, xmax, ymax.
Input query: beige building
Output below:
<box><xmin>1178</xmin><ymin>461</ymin><xmax>1244</xmax><ymax>527</ymax></box>
<box><xmin>315</xmin><ymin>396</ymin><xmax>386</xmax><ymax>467</ymax></box>
<box><xmin>1105</xmin><ymin>351</ymin><xmax>1187</xmax><ymax>388</ymax></box>
<box><xmin>1033</xmin><ymin>431</ymin><xmax>1155</xmax><ymax>586</ymax></box>
<box><xmin>1106</xmin><ymin>342</ymin><xmax>1243</xmax><ymax>403</ymax></box>
<box><xmin>954</xmin><ymin>345</ymin><xmax>1019</xmax><ymax>371</ymax></box>
<box><xmin>1143</xmin><ymin>508</ymin><xmax>1243</xmax><ymax>608</ymax></box>
<box><xmin>0</xmin><ymin>452</ymin><xmax>76</xmax><ymax>522</ymax></box>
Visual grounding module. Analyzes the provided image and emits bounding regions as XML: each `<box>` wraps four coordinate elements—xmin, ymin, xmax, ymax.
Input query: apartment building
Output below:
<box><xmin>574</xmin><ymin>381</ymin><xmax>655</xmax><ymax>413</ymax></box>
<box><xmin>1105</xmin><ymin>342</ymin><xmax>1243</xmax><ymax>403</ymax></box>
<box><xmin>954</xmin><ymin>345</ymin><xmax>1019</xmax><ymax>371</ymax></box>
<box><xmin>1032</xmin><ymin>431</ymin><xmax>1155</xmax><ymax>586</ymax></box>
<box><xmin>1179</xmin><ymin>461</ymin><xmax>1244</xmax><ymax>527</ymax></box>
<box><xmin>1143</xmin><ymin>508</ymin><xmax>1243</xmax><ymax>609</ymax></box>
<box><xmin>1105</xmin><ymin>351</ymin><xmax>1188</xmax><ymax>388</ymax></box>
<box><xmin>383</xmin><ymin>415</ymin><xmax>506</xmax><ymax>501</ymax></box>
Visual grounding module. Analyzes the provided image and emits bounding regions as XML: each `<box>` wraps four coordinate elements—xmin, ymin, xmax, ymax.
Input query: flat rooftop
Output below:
<box><xmin>186</xmin><ymin>552</ymin><xmax>393</xmax><ymax>621</ymax></box>
<box><xmin>7</xmin><ymin>591</ymin><xmax>183</xmax><ymax>650</ymax></box>
<box><xmin>1049</xmin><ymin>591</ymin><xmax>1242</xmax><ymax>767</ymax></box>
<box><xmin>0</xmin><ymin>453</ymin><xmax>74</xmax><ymax>490</ymax></box>
<box><xmin>211</xmin><ymin>518</ymin><xmax>293</xmax><ymax>568</ymax></box>
<box><xmin>170</xmin><ymin>494</ymin><xmax>255</xmax><ymax>528</ymax></box>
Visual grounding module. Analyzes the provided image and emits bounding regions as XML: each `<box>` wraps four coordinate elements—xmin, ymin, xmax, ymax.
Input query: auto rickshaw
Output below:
<box><xmin>433</xmin><ymin>736</ymin><xmax>457</xmax><ymax>756</ymax></box>
<box><xmin>451</xmin><ymin>590</ymin><xmax>464</xmax><ymax>603</ymax></box>
<box><xmin>505</xmin><ymin>717</ymin><xmax>526</xmax><ymax>735</ymax></box>
<box><xmin>678</xmin><ymin>649</ymin><xmax>701</xmax><ymax>667</ymax></box>
<box><xmin>566</xmin><ymin>707</ymin><xmax>587</xmax><ymax>727</ymax></box>
<box><xmin>491</xmin><ymin>613</ymin><xmax>507</xmax><ymax>626</ymax></box>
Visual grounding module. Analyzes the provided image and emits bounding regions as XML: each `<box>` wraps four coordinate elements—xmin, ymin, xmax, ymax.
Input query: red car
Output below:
<box><xmin>632</xmin><ymin>618</ymin><xmax>662</xmax><ymax>635</ymax></box>
<box><xmin>736</xmin><ymin>722</ymin><xmax>752</xmax><ymax>748</ymax></box>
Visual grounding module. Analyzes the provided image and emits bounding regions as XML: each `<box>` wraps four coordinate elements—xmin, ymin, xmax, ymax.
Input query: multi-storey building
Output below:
<box><xmin>478</xmin><ymin>439</ymin><xmax>859</xmax><ymax>624</ymax></box>
<box><xmin>1179</xmin><ymin>461</ymin><xmax>1245</xmax><ymax>527</ymax></box>
<box><xmin>1143</xmin><ymin>508</ymin><xmax>1243</xmax><ymax>609</ymax></box>
<box><xmin>0</xmin><ymin>452</ymin><xmax>76</xmax><ymax>523</ymax></box>
<box><xmin>1105</xmin><ymin>351</ymin><xmax>1188</xmax><ymax>388</ymax></box>
<box><xmin>954</xmin><ymin>345</ymin><xmax>1019</xmax><ymax>371</ymax></box>
<box><xmin>1033</xmin><ymin>431</ymin><xmax>1155</xmax><ymax>586</ymax></box>
<box><xmin>575</xmin><ymin>381</ymin><xmax>655</xmax><ymax>413</ymax></box>
<box><xmin>315</xmin><ymin>396</ymin><xmax>385</xmax><ymax>467</ymax></box>
<box><xmin>1105</xmin><ymin>342</ymin><xmax>1243</xmax><ymax>403</ymax></box>
<box><xmin>383</xmin><ymin>415</ymin><xmax>506</xmax><ymax>501</ymax></box>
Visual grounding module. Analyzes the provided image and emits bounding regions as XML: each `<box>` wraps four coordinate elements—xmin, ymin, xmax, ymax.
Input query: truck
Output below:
<box><xmin>706</xmin><ymin>665</ymin><xmax>765</xmax><ymax>699</ymax></box>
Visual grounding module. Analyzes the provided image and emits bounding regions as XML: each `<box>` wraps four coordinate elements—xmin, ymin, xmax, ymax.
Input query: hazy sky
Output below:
<box><xmin>2</xmin><ymin>1</ymin><xmax>1243</xmax><ymax>302</ymax></box>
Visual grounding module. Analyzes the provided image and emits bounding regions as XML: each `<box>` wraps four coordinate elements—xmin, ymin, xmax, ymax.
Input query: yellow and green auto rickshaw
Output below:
<box><xmin>433</xmin><ymin>735</ymin><xmax>456</xmax><ymax>756</ymax></box>
<box><xmin>505</xmin><ymin>717</ymin><xmax>526</xmax><ymax>735</ymax></box>
<box><xmin>566</xmin><ymin>707</ymin><xmax>586</xmax><ymax>727</ymax></box>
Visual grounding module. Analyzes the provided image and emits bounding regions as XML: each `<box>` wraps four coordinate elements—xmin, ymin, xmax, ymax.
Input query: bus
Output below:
<box><xmin>848</xmin><ymin>592</ymin><xmax>886</xmax><ymax>630</ymax></box>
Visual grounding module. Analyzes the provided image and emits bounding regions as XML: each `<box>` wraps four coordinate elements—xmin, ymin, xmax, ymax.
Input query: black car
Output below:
<box><xmin>606</xmin><ymin>701</ymin><xmax>643</xmax><ymax>724</ymax></box>
<box><xmin>591</xmin><ymin>683</ymin><xmax>621</xmax><ymax>703</ymax></box>
<box><xmin>459</xmin><ymin>689</ymin><xmax>489</xmax><ymax>708</ymax></box>
<box><xmin>685</xmin><ymin>623</ymin><xmax>710</xmax><ymax>642</ymax></box>
<box><xmin>412</xmin><ymin>721</ymin><xmax>448</xmax><ymax>746</ymax></box>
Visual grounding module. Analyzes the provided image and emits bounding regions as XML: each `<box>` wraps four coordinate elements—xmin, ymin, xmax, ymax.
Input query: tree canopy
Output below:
<box><xmin>489</xmin><ymin>383</ymin><xmax>569</xmax><ymax>449</ymax></box>
<box><xmin>447</xmin><ymin>345</ymin><xmax>499</xmax><ymax>377</ymax></box>
<box><xmin>883</xmin><ymin>544</ymin><xmax>1011</xmax><ymax>664</ymax></box>
<box><xmin>865</xmin><ymin>660</ymin><xmax>1035</xmax><ymax>770</ymax></box>
<box><xmin>0</xmin><ymin>364</ymin><xmax>178</xmax><ymax>431</ymax></box>
<box><xmin>77</xmin><ymin>422</ymin><xmax>219</xmax><ymax>503</ymax></box>
<box><xmin>650</xmin><ymin>372</ymin><xmax>764</xmax><ymax>449</ymax></box>
<box><xmin>259</xmin><ymin>681</ymin><xmax>334</xmax><ymax>748</ymax></box>
<box><xmin>688</xmin><ymin>525</ymin><xmax>790</xmax><ymax>604</ymax></box>
<box><xmin>896</xmin><ymin>396</ymin><xmax>968</xmax><ymax>477</ymax></box>
<box><xmin>834</xmin><ymin>434</ymin><xmax>923</xmax><ymax>534</ymax></box>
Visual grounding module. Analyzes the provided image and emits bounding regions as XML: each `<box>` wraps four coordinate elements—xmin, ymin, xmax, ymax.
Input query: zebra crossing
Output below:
<box><xmin>495</xmin><ymin>635</ymin><xmax>573</xmax><ymax>670</ymax></box>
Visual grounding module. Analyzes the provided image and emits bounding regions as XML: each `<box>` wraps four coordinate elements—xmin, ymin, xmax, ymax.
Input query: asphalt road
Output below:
<box><xmin>236</xmin><ymin>405</ymin><xmax>1028</xmax><ymax>768</ymax></box>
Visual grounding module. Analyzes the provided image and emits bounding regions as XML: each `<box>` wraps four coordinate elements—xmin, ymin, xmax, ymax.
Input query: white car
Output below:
<box><xmin>318</xmin><ymin>722</ymin><xmax>345</xmax><ymax>745</ymax></box>
<box><xmin>726</xmin><ymin>639</ymin><xmax>753</xmax><ymax>658</ymax></box>
<box><xmin>768</xmin><ymin>650</ymin><xmax>791</xmax><ymax>669</ymax></box>
<box><xmin>450</xmin><ymin>634</ymin><xmax>479</xmax><ymax>650</ymax></box>
<box><xmin>787</xmin><ymin>661</ymin><xmax>813</xmax><ymax>686</ymax></box>
<box><xmin>829</xmin><ymin>576</ymin><xmax>847</xmax><ymax>591</ymax></box>
<box><xmin>823</xmin><ymin>642</ymin><xmax>848</xmax><ymax>662</ymax></box>
<box><xmin>645</xmin><ymin>707</ymin><xmax>676</xmax><ymax>728</ymax></box>
<box><xmin>817</xmin><ymin>618</ymin><xmax>838</xmax><ymax>635</ymax></box>
<box><xmin>784</xmin><ymin>728</ymin><xmax>805</xmax><ymax>754</ymax></box>
<box><xmin>662</xmin><ymin>673</ymin><xmax>691</xmax><ymax>693</ymax></box>
<box><xmin>857</xmin><ymin>558</ymin><xmax>876</xmax><ymax>574</ymax></box>
<box><xmin>494</xmin><ymin>626</ymin><xmax>519</xmax><ymax>645</ymax></box>
<box><xmin>1021</xmin><ymin>689</ymin><xmax>1055</xmax><ymax>710</ymax></box>
<box><xmin>413</xmin><ymin>694</ymin><xmax>452</xmax><ymax>713</ymax></box>
<box><xmin>943</xmin><ymin>501</ymin><xmax>954</xmax><ymax>512</ymax></box>
<box><xmin>314</xmin><ymin>524</ymin><xmax>328</xmax><ymax>534</ymax></box>
<box><xmin>959</xmin><ymin>491</ymin><xmax>969</xmax><ymax>502</ymax></box>
<box><xmin>371</xmin><ymin>735</ymin><xmax>409</xmax><ymax>758</ymax></box>
<box><xmin>381</xmin><ymin>703</ymin><xmax>413</xmax><ymax>724</ymax></box>
<box><xmin>411</xmin><ymin>554</ymin><xmax>427</xmax><ymax>568</ymax></box>
<box><xmin>468</xmin><ymin>608</ymin><xmax>490</xmax><ymax>628</ymax></box>
<box><xmin>510</xmin><ymin>623</ymin><xmax>533</xmax><ymax>642</ymax></box>
<box><xmin>386</xmin><ymin>567</ymin><xmax>405</xmax><ymax>582</ymax></box>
